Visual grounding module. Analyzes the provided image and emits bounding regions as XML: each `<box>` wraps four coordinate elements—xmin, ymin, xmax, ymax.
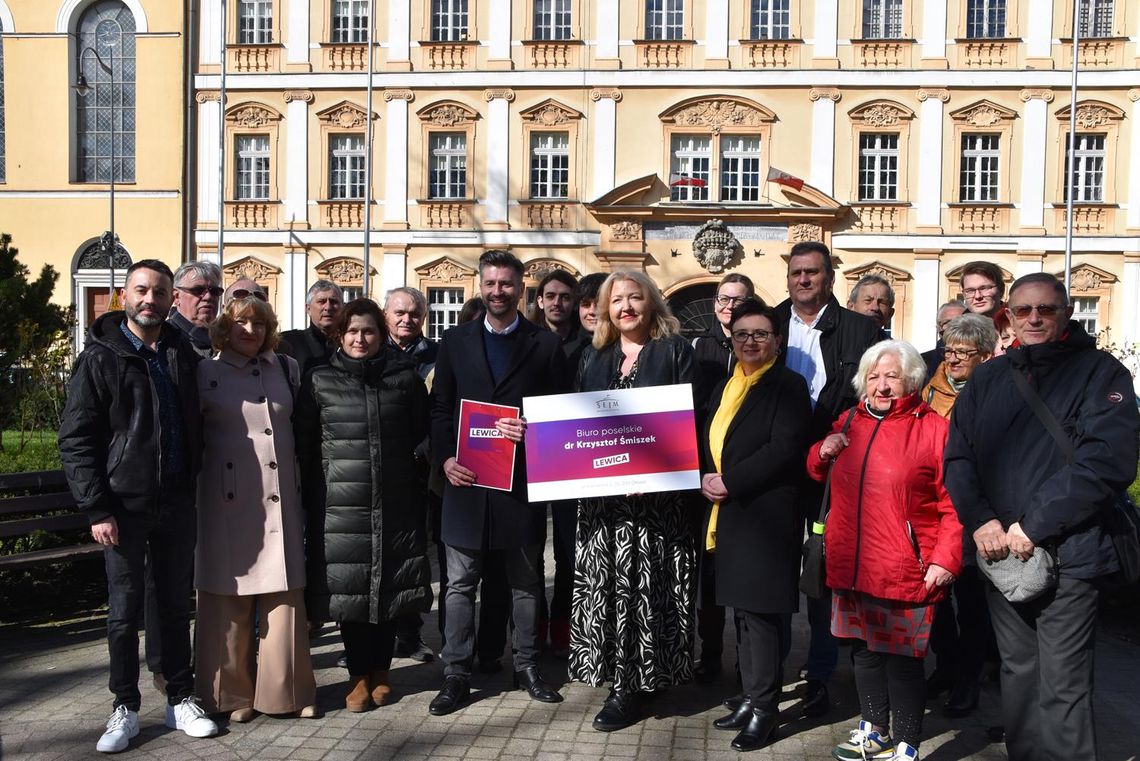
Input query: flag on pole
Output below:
<box><xmin>766</xmin><ymin>166</ymin><xmax>805</xmax><ymax>191</ymax></box>
<box><xmin>669</xmin><ymin>172</ymin><xmax>708</xmax><ymax>188</ymax></box>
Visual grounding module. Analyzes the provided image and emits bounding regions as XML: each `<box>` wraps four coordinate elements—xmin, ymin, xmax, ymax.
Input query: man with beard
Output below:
<box><xmin>168</xmin><ymin>261</ymin><xmax>222</xmax><ymax>358</ymax></box>
<box><xmin>279</xmin><ymin>280</ymin><xmax>343</xmax><ymax>375</ymax></box>
<box><xmin>845</xmin><ymin>273</ymin><xmax>895</xmax><ymax>337</ymax></box>
<box><xmin>59</xmin><ymin>260</ymin><xmax>217</xmax><ymax>753</ymax></box>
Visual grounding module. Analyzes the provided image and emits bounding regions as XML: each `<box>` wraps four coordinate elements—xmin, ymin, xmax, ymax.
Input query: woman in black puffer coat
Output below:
<box><xmin>295</xmin><ymin>298</ymin><xmax>432</xmax><ymax>712</ymax></box>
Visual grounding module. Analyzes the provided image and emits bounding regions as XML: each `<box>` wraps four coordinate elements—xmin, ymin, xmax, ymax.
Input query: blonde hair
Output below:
<box><xmin>592</xmin><ymin>270</ymin><xmax>680</xmax><ymax>349</ymax></box>
<box><xmin>209</xmin><ymin>296</ymin><xmax>280</xmax><ymax>354</ymax></box>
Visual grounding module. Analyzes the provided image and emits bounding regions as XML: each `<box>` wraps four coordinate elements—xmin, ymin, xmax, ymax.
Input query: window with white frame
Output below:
<box><xmin>859</xmin><ymin>133</ymin><xmax>899</xmax><ymax>201</ymax></box>
<box><xmin>862</xmin><ymin>0</ymin><xmax>902</xmax><ymax>38</ymax></box>
<box><xmin>1063</xmin><ymin>133</ymin><xmax>1105</xmax><ymax>203</ymax></box>
<box><xmin>76</xmin><ymin>1</ymin><xmax>137</xmax><ymax>183</ymax></box>
<box><xmin>329</xmin><ymin>134</ymin><xmax>366</xmax><ymax>200</ymax></box>
<box><xmin>331</xmin><ymin>0</ymin><xmax>369</xmax><ymax>42</ymax></box>
<box><xmin>432</xmin><ymin>0</ymin><xmax>469</xmax><ymax>41</ymax></box>
<box><xmin>965</xmin><ymin>0</ymin><xmax>1005</xmax><ymax>38</ymax></box>
<box><xmin>645</xmin><ymin>0</ymin><xmax>684</xmax><ymax>41</ymax></box>
<box><xmin>959</xmin><ymin>133</ymin><xmax>1000</xmax><ymax>202</ymax></box>
<box><xmin>534</xmin><ymin>0</ymin><xmax>571</xmax><ymax>40</ymax></box>
<box><xmin>749</xmin><ymin>0</ymin><xmax>790</xmax><ymax>39</ymax></box>
<box><xmin>428</xmin><ymin>287</ymin><xmax>465</xmax><ymax>338</ymax></box>
<box><xmin>237</xmin><ymin>0</ymin><xmax>274</xmax><ymax>44</ymax></box>
<box><xmin>235</xmin><ymin>135</ymin><xmax>270</xmax><ymax>200</ymax></box>
<box><xmin>669</xmin><ymin>135</ymin><xmax>710</xmax><ymax>201</ymax></box>
<box><xmin>1072</xmin><ymin>295</ymin><xmax>1099</xmax><ymax>334</ymax></box>
<box><xmin>530</xmin><ymin>132</ymin><xmax>570</xmax><ymax>199</ymax></box>
<box><xmin>1078</xmin><ymin>0</ymin><xmax>1113</xmax><ymax>38</ymax></box>
<box><xmin>429</xmin><ymin>132</ymin><xmax>467</xmax><ymax>198</ymax></box>
<box><xmin>720</xmin><ymin>136</ymin><xmax>762</xmax><ymax>202</ymax></box>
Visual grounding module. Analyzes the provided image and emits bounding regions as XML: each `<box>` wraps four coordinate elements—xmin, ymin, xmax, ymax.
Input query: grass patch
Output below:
<box><xmin>0</xmin><ymin>429</ymin><xmax>60</xmax><ymax>474</ymax></box>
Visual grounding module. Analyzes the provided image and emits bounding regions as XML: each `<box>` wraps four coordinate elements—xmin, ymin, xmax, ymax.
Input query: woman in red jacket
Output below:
<box><xmin>808</xmin><ymin>341</ymin><xmax>962</xmax><ymax>761</ymax></box>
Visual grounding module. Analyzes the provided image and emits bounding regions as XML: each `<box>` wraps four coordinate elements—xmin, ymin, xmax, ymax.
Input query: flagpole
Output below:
<box><xmin>1063</xmin><ymin>0</ymin><xmax>1082</xmax><ymax>293</ymax></box>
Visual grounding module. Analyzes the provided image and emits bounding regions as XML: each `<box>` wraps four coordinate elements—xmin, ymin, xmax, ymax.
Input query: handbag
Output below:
<box><xmin>976</xmin><ymin>545</ymin><xmax>1059</xmax><ymax>603</ymax></box>
<box><xmin>799</xmin><ymin>407</ymin><xmax>857</xmax><ymax>599</ymax></box>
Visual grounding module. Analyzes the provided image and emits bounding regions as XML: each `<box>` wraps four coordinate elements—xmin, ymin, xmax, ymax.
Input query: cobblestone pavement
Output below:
<box><xmin>2</xmin><ymin>538</ymin><xmax>1138</xmax><ymax>761</ymax></box>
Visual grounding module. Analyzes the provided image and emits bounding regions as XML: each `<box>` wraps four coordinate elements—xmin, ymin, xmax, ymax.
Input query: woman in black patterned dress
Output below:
<box><xmin>569</xmin><ymin>270</ymin><xmax>703</xmax><ymax>732</ymax></box>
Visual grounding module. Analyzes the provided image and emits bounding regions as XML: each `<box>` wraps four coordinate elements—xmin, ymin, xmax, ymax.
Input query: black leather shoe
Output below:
<box><xmin>694</xmin><ymin>657</ymin><xmax>723</xmax><ymax>684</ymax></box>
<box><xmin>428</xmin><ymin>675</ymin><xmax>470</xmax><ymax>716</ymax></box>
<box><xmin>713</xmin><ymin>695</ymin><xmax>754</xmax><ymax>730</ymax></box>
<box><xmin>801</xmin><ymin>679</ymin><xmax>830</xmax><ymax>718</ymax></box>
<box><xmin>477</xmin><ymin>657</ymin><xmax>502</xmax><ymax>674</ymax></box>
<box><xmin>722</xmin><ymin>693</ymin><xmax>745</xmax><ymax>711</ymax></box>
<box><xmin>394</xmin><ymin>637</ymin><xmax>434</xmax><ymax>663</ymax></box>
<box><xmin>926</xmin><ymin>668</ymin><xmax>955</xmax><ymax>699</ymax></box>
<box><xmin>943</xmin><ymin>678</ymin><xmax>980</xmax><ymax>717</ymax></box>
<box><xmin>592</xmin><ymin>690</ymin><xmax>638</xmax><ymax>732</ymax></box>
<box><xmin>731</xmin><ymin>709</ymin><xmax>779</xmax><ymax>752</ymax></box>
<box><xmin>513</xmin><ymin>665</ymin><xmax>563</xmax><ymax>703</ymax></box>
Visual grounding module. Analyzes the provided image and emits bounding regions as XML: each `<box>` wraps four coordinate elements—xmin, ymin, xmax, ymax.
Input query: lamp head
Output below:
<box><xmin>74</xmin><ymin>72</ymin><xmax>92</xmax><ymax>97</ymax></box>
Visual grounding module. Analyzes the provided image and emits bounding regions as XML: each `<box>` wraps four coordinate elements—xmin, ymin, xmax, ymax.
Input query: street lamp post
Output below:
<box><xmin>74</xmin><ymin>19</ymin><xmax>123</xmax><ymax>309</ymax></box>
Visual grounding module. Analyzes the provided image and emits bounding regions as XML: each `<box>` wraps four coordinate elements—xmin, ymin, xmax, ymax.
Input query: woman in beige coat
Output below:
<box><xmin>194</xmin><ymin>296</ymin><xmax>317</xmax><ymax>721</ymax></box>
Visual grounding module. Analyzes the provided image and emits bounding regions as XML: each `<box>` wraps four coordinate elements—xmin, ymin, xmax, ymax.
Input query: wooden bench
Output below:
<box><xmin>0</xmin><ymin>470</ymin><xmax>101</xmax><ymax>571</ymax></box>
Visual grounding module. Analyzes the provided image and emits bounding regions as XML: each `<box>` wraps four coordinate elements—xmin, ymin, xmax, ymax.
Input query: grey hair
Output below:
<box><xmin>848</xmin><ymin>273</ymin><xmax>895</xmax><ymax>307</ymax></box>
<box><xmin>384</xmin><ymin>286</ymin><xmax>427</xmax><ymax>316</ymax></box>
<box><xmin>942</xmin><ymin>313</ymin><xmax>999</xmax><ymax>354</ymax></box>
<box><xmin>852</xmin><ymin>340</ymin><xmax>928</xmax><ymax>399</ymax></box>
<box><xmin>173</xmin><ymin>260</ymin><xmax>221</xmax><ymax>287</ymax></box>
<box><xmin>937</xmin><ymin>300</ymin><xmax>967</xmax><ymax>318</ymax></box>
<box><xmin>306</xmin><ymin>279</ymin><xmax>343</xmax><ymax>304</ymax></box>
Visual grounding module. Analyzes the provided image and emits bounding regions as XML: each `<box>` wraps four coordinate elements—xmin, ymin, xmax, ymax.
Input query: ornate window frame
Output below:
<box><xmin>1052</xmin><ymin>100</ymin><xmax>1123</xmax><ymax>211</ymax></box>
<box><xmin>416</xmin><ymin>101</ymin><xmax>479</xmax><ymax>227</ymax></box>
<box><xmin>848</xmin><ymin>100</ymin><xmax>915</xmax><ymax>207</ymax></box>
<box><xmin>415</xmin><ymin>256</ymin><xmax>478</xmax><ymax>336</ymax></box>
<box><xmin>527</xmin><ymin>0</ymin><xmax>580</xmax><ymax>40</ymax></box>
<box><xmin>223</xmin><ymin>255</ymin><xmax>282</xmax><ymax>304</ymax></box>
<box><xmin>1056</xmin><ymin>262</ymin><xmax>1116</xmax><ymax>334</ymax></box>
<box><xmin>315</xmin><ymin>256</ymin><xmax>376</xmax><ymax>300</ymax></box>
<box><xmin>224</xmin><ymin>102</ymin><xmax>283</xmax><ymax>228</ymax></box>
<box><xmin>315</xmin><ymin>101</ymin><xmax>378</xmax><ymax>226</ymax></box>
<box><xmin>519</xmin><ymin>99</ymin><xmax>581</xmax><ymax>202</ymax></box>
<box><xmin>948</xmin><ymin>100</ymin><xmax>1017</xmax><ymax>233</ymax></box>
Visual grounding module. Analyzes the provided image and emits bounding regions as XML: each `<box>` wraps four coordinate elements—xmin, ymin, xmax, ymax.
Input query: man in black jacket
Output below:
<box><xmin>945</xmin><ymin>273</ymin><xmax>1139</xmax><ymax>761</ymax></box>
<box><xmin>167</xmin><ymin>261</ymin><xmax>221</xmax><ymax>358</ymax></box>
<box><xmin>59</xmin><ymin>260</ymin><xmax>217</xmax><ymax>753</ymax></box>
<box><xmin>279</xmin><ymin>280</ymin><xmax>343</xmax><ymax>376</ymax></box>
<box><xmin>774</xmin><ymin>241</ymin><xmax>880</xmax><ymax>718</ymax></box>
<box><xmin>428</xmin><ymin>250</ymin><xmax>568</xmax><ymax>715</ymax></box>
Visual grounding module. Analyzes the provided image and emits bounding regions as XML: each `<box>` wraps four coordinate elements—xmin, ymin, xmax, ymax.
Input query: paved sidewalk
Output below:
<box><xmin>2</xmin><ymin>545</ymin><xmax>1138</xmax><ymax>761</ymax></box>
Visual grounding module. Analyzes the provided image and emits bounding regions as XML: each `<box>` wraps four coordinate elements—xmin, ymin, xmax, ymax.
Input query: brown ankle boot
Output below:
<box><xmin>345</xmin><ymin>675</ymin><xmax>374</xmax><ymax>712</ymax></box>
<box><xmin>369</xmin><ymin>669</ymin><xmax>391</xmax><ymax>706</ymax></box>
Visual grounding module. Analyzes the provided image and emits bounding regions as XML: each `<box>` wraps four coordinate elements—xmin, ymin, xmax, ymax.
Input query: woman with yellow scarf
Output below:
<box><xmin>700</xmin><ymin>299</ymin><xmax>813</xmax><ymax>752</ymax></box>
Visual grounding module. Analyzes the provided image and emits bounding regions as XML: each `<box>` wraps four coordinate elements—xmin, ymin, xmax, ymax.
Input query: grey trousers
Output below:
<box><xmin>442</xmin><ymin>542</ymin><xmax>542</xmax><ymax>678</ymax></box>
<box><xmin>986</xmin><ymin>575</ymin><xmax>1099</xmax><ymax>761</ymax></box>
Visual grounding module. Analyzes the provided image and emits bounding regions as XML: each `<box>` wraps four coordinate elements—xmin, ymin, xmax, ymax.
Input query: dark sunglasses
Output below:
<box><xmin>230</xmin><ymin>288</ymin><xmax>268</xmax><ymax>302</ymax></box>
<box><xmin>177</xmin><ymin>284</ymin><xmax>224</xmax><ymax>299</ymax></box>
<box><xmin>1008</xmin><ymin>304</ymin><xmax>1063</xmax><ymax>319</ymax></box>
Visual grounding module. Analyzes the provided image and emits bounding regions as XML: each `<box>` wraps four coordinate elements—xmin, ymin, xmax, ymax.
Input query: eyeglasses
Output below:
<box><xmin>230</xmin><ymin>288</ymin><xmax>268</xmax><ymax>302</ymax></box>
<box><xmin>731</xmin><ymin>330</ymin><xmax>774</xmax><ymax>344</ymax></box>
<box><xmin>1008</xmin><ymin>303</ymin><xmax>1064</xmax><ymax>319</ymax></box>
<box><xmin>715</xmin><ymin>295</ymin><xmax>748</xmax><ymax>308</ymax></box>
<box><xmin>177</xmin><ymin>284</ymin><xmax>224</xmax><ymax>299</ymax></box>
<box><xmin>963</xmin><ymin>284</ymin><xmax>997</xmax><ymax>298</ymax></box>
<box><xmin>943</xmin><ymin>347</ymin><xmax>981</xmax><ymax>361</ymax></box>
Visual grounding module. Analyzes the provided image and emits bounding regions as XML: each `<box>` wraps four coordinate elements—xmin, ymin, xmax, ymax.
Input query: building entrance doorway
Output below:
<box><xmin>667</xmin><ymin>283</ymin><xmax>718</xmax><ymax>340</ymax></box>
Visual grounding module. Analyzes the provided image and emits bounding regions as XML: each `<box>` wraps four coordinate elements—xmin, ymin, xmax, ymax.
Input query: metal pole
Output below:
<box><xmin>109</xmin><ymin>40</ymin><xmax>116</xmax><ymax>301</ymax></box>
<box><xmin>218</xmin><ymin>0</ymin><xmax>228</xmax><ymax>264</ymax></box>
<box><xmin>362</xmin><ymin>0</ymin><xmax>376</xmax><ymax>298</ymax></box>
<box><xmin>1063</xmin><ymin>0</ymin><xmax>1082</xmax><ymax>293</ymax></box>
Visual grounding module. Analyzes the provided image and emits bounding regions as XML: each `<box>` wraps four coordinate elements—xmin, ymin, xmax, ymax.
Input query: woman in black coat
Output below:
<box><xmin>295</xmin><ymin>299</ymin><xmax>432</xmax><ymax>713</ymax></box>
<box><xmin>700</xmin><ymin>299</ymin><xmax>812</xmax><ymax>752</ymax></box>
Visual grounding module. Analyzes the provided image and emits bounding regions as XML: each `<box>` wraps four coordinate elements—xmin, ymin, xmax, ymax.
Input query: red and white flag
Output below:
<box><xmin>669</xmin><ymin>172</ymin><xmax>708</xmax><ymax>188</ymax></box>
<box><xmin>766</xmin><ymin>166</ymin><xmax>804</xmax><ymax>191</ymax></box>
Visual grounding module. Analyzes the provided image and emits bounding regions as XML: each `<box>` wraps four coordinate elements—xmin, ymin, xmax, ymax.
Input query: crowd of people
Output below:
<box><xmin>57</xmin><ymin>243</ymin><xmax>1138</xmax><ymax>760</ymax></box>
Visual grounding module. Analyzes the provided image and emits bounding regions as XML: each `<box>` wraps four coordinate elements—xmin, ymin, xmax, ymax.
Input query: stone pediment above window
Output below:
<box><xmin>524</xmin><ymin>258</ymin><xmax>580</xmax><ymax>280</ymax></box>
<box><xmin>843</xmin><ymin>260</ymin><xmax>912</xmax><ymax>286</ymax></box>
<box><xmin>223</xmin><ymin>256</ymin><xmax>281</xmax><ymax>281</ymax></box>
<box><xmin>316</xmin><ymin>101</ymin><xmax>378</xmax><ymax>129</ymax></box>
<box><xmin>1055</xmin><ymin>100</ymin><xmax>1125</xmax><ymax>128</ymax></box>
<box><xmin>1055</xmin><ymin>263</ymin><xmax>1116</xmax><ymax>292</ymax></box>
<box><xmin>416</xmin><ymin>100</ymin><xmax>480</xmax><ymax>127</ymax></box>
<box><xmin>949</xmin><ymin>100</ymin><xmax>1018</xmax><ymax>127</ymax></box>
<box><xmin>848</xmin><ymin>99</ymin><xmax>915</xmax><ymax>127</ymax></box>
<box><xmin>519</xmin><ymin>99</ymin><xmax>583</xmax><ymax>126</ymax></box>
<box><xmin>315</xmin><ymin>257</ymin><xmax>376</xmax><ymax>285</ymax></box>
<box><xmin>658</xmin><ymin>96</ymin><xmax>777</xmax><ymax>134</ymax></box>
<box><xmin>415</xmin><ymin>256</ymin><xmax>477</xmax><ymax>283</ymax></box>
<box><xmin>586</xmin><ymin>173</ymin><xmax>844</xmax><ymax>212</ymax></box>
<box><xmin>225</xmin><ymin>102</ymin><xmax>283</xmax><ymax>127</ymax></box>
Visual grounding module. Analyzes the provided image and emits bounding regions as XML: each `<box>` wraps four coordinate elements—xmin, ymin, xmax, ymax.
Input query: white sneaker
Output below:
<box><xmin>893</xmin><ymin>742</ymin><xmax>919</xmax><ymax>760</ymax></box>
<box><xmin>96</xmin><ymin>706</ymin><xmax>139</xmax><ymax>753</ymax></box>
<box><xmin>165</xmin><ymin>696</ymin><xmax>219</xmax><ymax>738</ymax></box>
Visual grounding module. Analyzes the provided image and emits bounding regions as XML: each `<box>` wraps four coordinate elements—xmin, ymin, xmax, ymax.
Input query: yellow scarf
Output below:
<box><xmin>705</xmin><ymin>358</ymin><xmax>775</xmax><ymax>550</ymax></box>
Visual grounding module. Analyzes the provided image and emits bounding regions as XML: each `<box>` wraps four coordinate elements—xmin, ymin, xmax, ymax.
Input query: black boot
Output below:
<box><xmin>731</xmin><ymin>709</ymin><xmax>779</xmax><ymax>752</ymax></box>
<box><xmin>943</xmin><ymin>678</ymin><xmax>980</xmax><ymax>717</ymax></box>
<box><xmin>513</xmin><ymin>665</ymin><xmax>563</xmax><ymax>703</ymax></box>
<box><xmin>713</xmin><ymin>694</ymin><xmax>754</xmax><ymax>730</ymax></box>
<box><xmin>428</xmin><ymin>675</ymin><xmax>470</xmax><ymax>716</ymax></box>
<box><xmin>722</xmin><ymin>693</ymin><xmax>745</xmax><ymax>711</ymax></box>
<box><xmin>592</xmin><ymin>689</ymin><xmax>638</xmax><ymax>732</ymax></box>
<box><xmin>801</xmin><ymin>679</ymin><xmax>830</xmax><ymax>718</ymax></box>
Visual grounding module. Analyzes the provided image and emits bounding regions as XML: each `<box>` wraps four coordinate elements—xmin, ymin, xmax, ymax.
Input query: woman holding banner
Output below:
<box><xmin>569</xmin><ymin>270</ymin><xmax>703</xmax><ymax>732</ymax></box>
<box><xmin>699</xmin><ymin>299</ymin><xmax>812</xmax><ymax>751</ymax></box>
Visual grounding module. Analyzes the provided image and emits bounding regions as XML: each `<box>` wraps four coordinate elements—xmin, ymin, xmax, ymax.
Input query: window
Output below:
<box><xmin>235</xmin><ymin>135</ymin><xmax>270</xmax><ymax>200</ymax></box>
<box><xmin>534</xmin><ymin>0</ymin><xmax>571</xmax><ymax>40</ymax></box>
<box><xmin>862</xmin><ymin>0</ymin><xmax>902</xmax><ymax>38</ymax></box>
<box><xmin>328</xmin><ymin>134</ymin><xmax>366</xmax><ymax>199</ymax></box>
<box><xmin>719</xmin><ymin>136</ymin><xmax>762</xmax><ymax>202</ymax></box>
<box><xmin>0</xmin><ymin>20</ymin><xmax>5</xmax><ymax>183</ymax></box>
<box><xmin>428</xmin><ymin>287</ymin><xmax>465</xmax><ymax>339</ymax></box>
<box><xmin>432</xmin><ymin>0</ymin><xmax>469</xmax><ymax>41</ymax></box>
<box><xmin>237</xmin><ymin>0</ymin><xmax>273</xmax><ymax>44</ymax></box>
<box><xmin>750</xmin><ymin>0</ymin><xmax>790</xmax><ymax>39</ymax></box>
<box><xmin>331</xmin><ymin>0</ymin><xmax>369</xmax><ymax>42</ymax></box>
<box><xmin>965</xmin><ymin>0</ymin><xmax>1005</xmax><ymax>38</ymax></box>
<box><xmin>429</xmin><ymin>132</ymin><xmax>467</xmax><ymax>198</ymax></box>
<box><xmin>76</xmin><ymin>1</ymin><xmax>137</xmax><ymax>183</ymax></box>
<box><xmin>1072</xmin><ymin>296</ymin><xmax>1099</xmax><ymax>334</ymax></box>
<box><xmin>1063</xmin><ymin>134</ymin><xmax>1105</xmax><ymax>203</ymax></box>
<box><xmin>529</xmin><ymin>132</ymin><xmax>569</xmax><ymax>199</ymax></box>
<box><xmin>1077</xmin><ymin>0</ymin><xmax>1113</xmax><ymax>38</ymax></box>
<box><xmin>858</xmin><ymin>133</ymin><xmax>899</xmax><ymax>201</ymax></box>
<box><xmin>959</xmin><ymin>134</ymin><xmax>1000</xmax><ymax>202</ymax></box>
<box><xmin>645</xmin><ymin>0</ymin><xmax>684</xmax><ymax>41</ymax></box>
<box><xmin>669</xmin><ymin>135</ymin><xmax>710</xmax><ymax>201</ymax></box>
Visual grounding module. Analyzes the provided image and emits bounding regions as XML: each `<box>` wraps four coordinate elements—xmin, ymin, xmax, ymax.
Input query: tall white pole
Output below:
<box><xmin>217</xmin><ymin>0</ymin><xmax>228</xmax><ymax>263</ymax></box>
<box><xmin>362</xmin><ymin>0</ymin><xmax>376</xmax><ymax>298</ymax></box>
<box><xmin>1063</xmin><ymin>0</ymin><xmax>1082</xmax><ymax>293</ymax></box>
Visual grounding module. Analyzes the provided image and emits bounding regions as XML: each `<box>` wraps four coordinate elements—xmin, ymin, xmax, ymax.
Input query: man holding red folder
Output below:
<box><xmin>429</xmin><ymin>250</ymin><xmax>569</xmax><ymax>715</ymax></box>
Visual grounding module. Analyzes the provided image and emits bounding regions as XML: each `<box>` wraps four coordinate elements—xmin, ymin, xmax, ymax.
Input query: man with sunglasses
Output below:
<box><xmin>169</xmin><ymin>261</ymin><xmax>223</xmax><ymax>358</ymax></box>
<box><xmin>223</xmin><ymin>277</ymin><xmax>268</xmax><ymax>304</ymax></box>
<box><xmin>945</xmin><ymin>273</ymin><xmax>1139</xmax><ymax>761</ymax></box>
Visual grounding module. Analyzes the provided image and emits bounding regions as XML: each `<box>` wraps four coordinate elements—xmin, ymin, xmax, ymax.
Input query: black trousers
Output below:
<box><xmin>736</xmin><ymin>611</ymin><xmax>784</xmax><ymax>711</ymax></box>
<box><xmin>549</xmin><ymin>500</ymin><xmax>577</xmax><ymax>624</ymax></box>
<box><xmin>341</xmin><ymin>619</ymin><xmax>397</xmax><ymax>675</ymax></box>
<box><xmin>851</xmin><ymin>641</ymin><xmax>927</xmax><ymax>749</ymax></box>
<box><xmin>986</xmin><ymin>575</ymin><xmax>1100</xmax><ymax>761</ymax></box>
<box><xmin>929</xmin><ymin>565</ymin><xmax>995</xmax><ymax>682</ymax></box>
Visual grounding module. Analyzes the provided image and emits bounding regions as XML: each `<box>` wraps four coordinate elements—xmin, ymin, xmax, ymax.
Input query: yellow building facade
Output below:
<box><xmin>0</xmin><ymin>1</ymin><xmax>188</xmax><ymax>346</ymax></box>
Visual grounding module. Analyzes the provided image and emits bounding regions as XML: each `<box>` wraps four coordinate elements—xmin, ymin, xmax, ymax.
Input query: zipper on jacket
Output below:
<box><xmin>850</xmin><ymin>413</ymin><xmax>886</xmax><ymax>590</ymax></box>
<box><xmin>906</xmin><ymin>520</ymin><xmax>926</xmax><ymax>572</ymax></box>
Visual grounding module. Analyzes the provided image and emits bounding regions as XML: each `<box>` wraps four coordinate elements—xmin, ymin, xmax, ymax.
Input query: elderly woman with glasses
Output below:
<box><xmin>699</xmin><ymin>299</ymin><xmax>812</xmax><ymax>752</ymax></box>
<box><xmin>922</xmin><ymin>314</ymin><xmax>999</xmax><ymax>419</ymax></box>
<box><xmin>809</xmin><ymin>341</ymin><xmax>962</xmax><ymax>761</ymax></box>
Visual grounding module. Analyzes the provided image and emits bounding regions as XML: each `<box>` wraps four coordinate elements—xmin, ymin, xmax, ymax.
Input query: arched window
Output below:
<box><xmin>0</xmin><ymin>18</ymin><xmax>6</xmax><ymax>183</ymax></box>
<box><xmin>75</xmin><ymin>1</ymin><xmax>136</xmax><ymax>183</ymax></box>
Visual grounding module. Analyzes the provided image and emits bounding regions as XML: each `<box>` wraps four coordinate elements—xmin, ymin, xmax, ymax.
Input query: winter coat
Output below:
<box><xmin>59</xmin><ymin>312</ymin><xmax>202</xmax><ymax>525</ymax></box>
<box><xmin>195</xmin><ymin>350</ymin><xmax>306</xmax><ymax>596</ymax></box>
<box><xmin>279</xmin><ymin>323</ymin><xmax>336</xmax><ymax>378</ymax></box>
<box><xmin>577</xmin><ymin>333</ymin><xmax>708</xmax><ymax>423</ymax></box>
<box><xmin>921</xmin><ymin>362</ymin><xmax>958</xmax><ymax>419</ymax></box>
<box><xmin>692</xmin><ymin>324</ymin><xmax>735</xmax><ymax>394</ymax></box>
<box><xmin>167</xmin><ymin>311</ymin><xmax>214</xmax><ymax>358</ymax></box>
<box><xmin>808</xmin><ymin>394</ymin><xmax>962</xmax><ymax>604</ymax></box>
<box><xmin>296</xmin><ymin>348</ymin><xmax>432</xmax><ymax>624</ymax></box>
<box><xmin>944</xmin><ymin>322</ymin><xmax>1140</xmax><ymax>580</ymax></box>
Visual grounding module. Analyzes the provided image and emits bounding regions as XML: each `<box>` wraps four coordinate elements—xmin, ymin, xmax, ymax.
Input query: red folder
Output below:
<box><xmin>455</xmin><ymin>399</ymin><xmax>519</xmax><ymax>492</ymax></box>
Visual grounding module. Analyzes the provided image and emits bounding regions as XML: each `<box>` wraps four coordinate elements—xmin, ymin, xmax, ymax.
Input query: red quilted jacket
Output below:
<box><xmin>808</xmin><ymin>394</ymin><xmax>963</xmax><ymax>604</ymax></box>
